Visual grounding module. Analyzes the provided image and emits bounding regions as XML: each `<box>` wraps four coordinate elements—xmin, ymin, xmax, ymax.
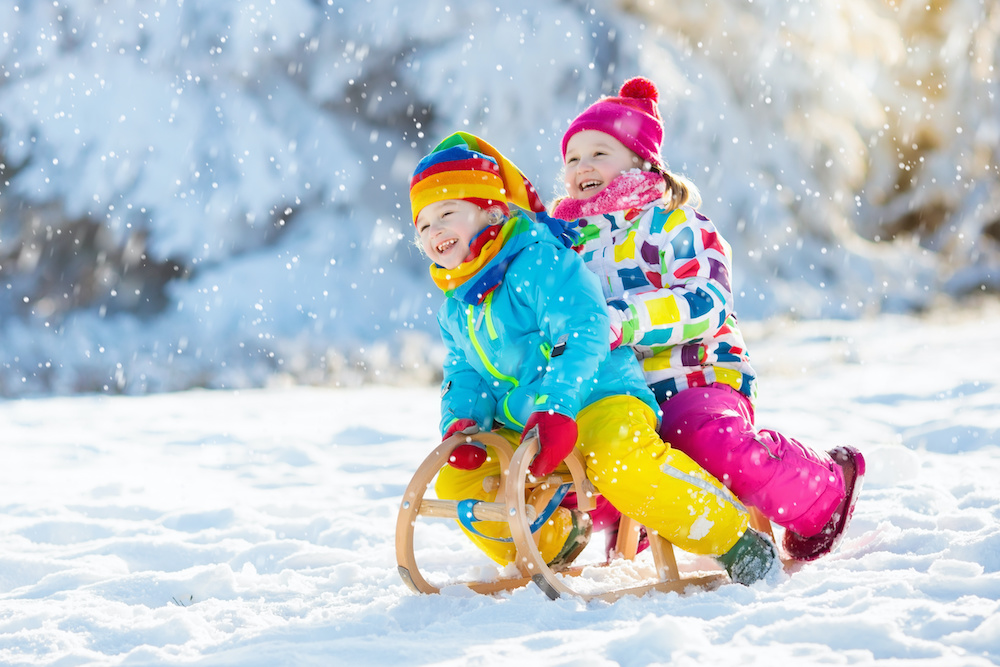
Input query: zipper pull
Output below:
<box><xmin>551</xmin><ymin>334</ymin><xmax>568</xmax><ymax>357</ymax></box>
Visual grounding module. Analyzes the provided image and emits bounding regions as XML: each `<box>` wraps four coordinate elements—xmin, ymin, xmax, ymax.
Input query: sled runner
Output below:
<box><xmin>396</xmin><ymin>431</ymin><xmax>776</xmax><ymax>602</ymax></box>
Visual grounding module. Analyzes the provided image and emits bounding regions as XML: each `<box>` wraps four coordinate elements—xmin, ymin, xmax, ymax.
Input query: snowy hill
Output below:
<box><xmin>1</xmin><ymin>0</ymin><xmax>999</xmax><ymax>397</ymax></box>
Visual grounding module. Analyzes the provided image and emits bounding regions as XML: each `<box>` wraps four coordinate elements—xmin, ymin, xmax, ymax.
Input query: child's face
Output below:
<box><xmin>563</xmin><ymin>130</ymin><xmax>643</xmax><ymax>199</ymax></box>
<box><xmin>416</xmin><ymin>199</ymin><xmax>493</xmax><ymax>269</ymax></box>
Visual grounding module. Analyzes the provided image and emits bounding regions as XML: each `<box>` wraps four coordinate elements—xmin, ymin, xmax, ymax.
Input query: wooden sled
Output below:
<box><xmin>395</xmin><ymin>431</ymin><xmax>776</xmax><ymax>602</ymax></box>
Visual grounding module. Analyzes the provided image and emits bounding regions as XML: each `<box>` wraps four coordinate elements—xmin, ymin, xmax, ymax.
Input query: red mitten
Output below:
<box><xmin>443</xmin><ymin>418</ymin><xmax>485</xmax><ymax>470</ymax></box>
<box><xmin>443</xmin><ymin>418</ymin><xmax>478</xmax><ymax>441</ymax></box>
<box><xmin>522</xmin><ymin>411</ymin><xmax>578</xmax><ymax>477</ymax></box>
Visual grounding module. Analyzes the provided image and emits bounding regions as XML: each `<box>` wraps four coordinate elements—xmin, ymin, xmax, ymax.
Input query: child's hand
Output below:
<box><xmin>522</xmin><ymin>412</ymin><xmax>578</xmax><ymax>477</ymax></box>
<box><xmin>443</xmin><ymin>418</ymin><xmax>486</xmax><ymax>470</ymax></box>
<box><xmin>448</xmin><ymin>442</ymin><xmax>487</xmax><ymax>469</ymax></box>
<box><xmin>443</xmin><ymin>418</ymin><xmax>479</xmax><ymax>441</ymax></box>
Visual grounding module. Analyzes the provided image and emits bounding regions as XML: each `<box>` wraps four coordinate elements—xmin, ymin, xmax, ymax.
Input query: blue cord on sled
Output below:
<box><xmin>456</xmin><ymin>483</ymin><xmax>571</xmax><ymax>542</ymax></box>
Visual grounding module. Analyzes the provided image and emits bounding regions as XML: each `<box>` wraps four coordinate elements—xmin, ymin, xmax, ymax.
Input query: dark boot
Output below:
<box><xmin>717</xmin><ymin>528</ymin><xmax>779</xmax><ymax>585</ymax></box>
<box><xmin>783</xmin><ymin>446</ymin><xmax>866</xmax><ymax>561</ymax></box>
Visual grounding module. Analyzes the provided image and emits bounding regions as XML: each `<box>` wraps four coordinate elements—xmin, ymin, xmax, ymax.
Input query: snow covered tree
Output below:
<box><xmin>0</xmin><ymin>0</ymin><xmax>996</xmax><ymax>396</ymax></box>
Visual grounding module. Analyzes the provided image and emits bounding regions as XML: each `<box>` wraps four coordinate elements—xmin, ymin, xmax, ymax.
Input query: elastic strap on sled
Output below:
<box><xmin>456</xmin><ymin>483</ymin><xmax>571</xmax><ymax>542</ymax></box>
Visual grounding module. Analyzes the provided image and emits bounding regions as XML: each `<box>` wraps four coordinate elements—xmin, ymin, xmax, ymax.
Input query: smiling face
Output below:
<box><xmin>563</xmin><ymin>130</ymin><xmax>645</xmax><ymax>199</ymax></box>
<box><xmin>416</xmin><ymin>199</ymin><xmax>494</xmax><ymax>269</ymax></box>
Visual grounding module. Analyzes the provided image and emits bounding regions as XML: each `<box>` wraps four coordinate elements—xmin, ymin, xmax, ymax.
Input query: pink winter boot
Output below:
<box><xmin>783</xmin><ymin>446</ymin><xmax>866</xmax><ymax>561</ymax></box>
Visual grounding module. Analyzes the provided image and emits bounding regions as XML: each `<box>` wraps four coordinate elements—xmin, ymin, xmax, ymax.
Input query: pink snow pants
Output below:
<box><xmin>659</xmin><ymin>383</ymin><xmax>845</xmax><ymax>537</ymax></box>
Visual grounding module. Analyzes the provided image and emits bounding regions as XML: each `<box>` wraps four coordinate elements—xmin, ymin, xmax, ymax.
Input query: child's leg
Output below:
<box><xmin>658</xmin><ymin>383</ymin><xmax>845</xmax><ymax>537</ymax></box>
<box><xmin>577</xmin><ymin>395</ymin><xmax>749</xmax><ymax>557</ymax></box>
<box><xmin>433</xmin><ymin>429</ymin><xmax>578</xmax><ymax>566</ymax></box>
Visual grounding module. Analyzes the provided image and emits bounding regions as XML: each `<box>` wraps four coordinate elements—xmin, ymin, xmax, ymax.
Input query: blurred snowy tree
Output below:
<box><xmin>0</xmin><ymin>0</ymin><xmax>995</xmax><ymax>396</ymax></box>
<box><xmin>627</xmin><ymin>0</ymin><xmax>1000</xmax><ymax>303</ymax></box>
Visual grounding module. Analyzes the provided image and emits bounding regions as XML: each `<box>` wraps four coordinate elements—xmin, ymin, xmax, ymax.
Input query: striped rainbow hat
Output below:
<box><xmin>410</xmin><ymin>132</ymin><xmax>545</xmax><ymax>224</ymax></box>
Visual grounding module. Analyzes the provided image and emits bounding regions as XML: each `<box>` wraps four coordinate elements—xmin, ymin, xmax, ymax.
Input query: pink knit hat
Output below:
<box><xmin>561</xmin><ymin>77</ymin><xmax>664</xmax><ymax>170</ymax></box>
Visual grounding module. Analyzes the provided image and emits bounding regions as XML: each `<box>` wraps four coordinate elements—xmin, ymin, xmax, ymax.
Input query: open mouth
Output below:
<box><xmin>580</xmin><ymin>179</ymin><xmax>603</xmax><ymax>192</ymax></box>
<box><xmin>436</xmin><ymin>238</ymin><xmax>458</xmax><ymax>254</ymax></box>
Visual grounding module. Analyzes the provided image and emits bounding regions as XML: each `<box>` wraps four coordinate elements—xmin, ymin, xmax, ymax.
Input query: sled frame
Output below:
<box><xmin>396</xmin><ymin>431</ymin><xmax>774</xmax><ymax>602</ymax></box>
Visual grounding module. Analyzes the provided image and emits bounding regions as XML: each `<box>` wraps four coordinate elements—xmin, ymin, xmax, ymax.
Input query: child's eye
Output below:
<box><xmin>566</xmin><ymin>157</ymin><xmax>578</xmax><ymax>165</ymax></box>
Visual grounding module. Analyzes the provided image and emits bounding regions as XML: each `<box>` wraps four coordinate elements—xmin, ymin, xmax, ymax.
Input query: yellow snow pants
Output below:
<box><xmin>435</xmin><ymin>394</ymin><xmax>750</xmax><ymax>566</ymax></box>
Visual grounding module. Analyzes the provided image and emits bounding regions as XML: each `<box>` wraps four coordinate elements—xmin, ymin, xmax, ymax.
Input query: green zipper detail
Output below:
<box><xmin>467</xmin><ymin>305</ymin><xmax>518</xmax><ymax>387</ymax></box>
<box><xmin>484</xmin><ymin>292</ymin><xmax>499</xmax><ymax>341</ymax></box>
<box><xmin>466</xmin><ymin>304</ymin><xmax>522</xmax><ymax>429</ymax></box>
<box><xmin>500</xmin><ymin>395</ymin><xmax>523</xmax><ymax>429</ymax></box>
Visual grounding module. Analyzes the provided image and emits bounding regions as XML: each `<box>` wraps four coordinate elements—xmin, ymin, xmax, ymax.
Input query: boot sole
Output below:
<box><xmin>783</xmin><ymin>445</ymin><xmax>866</xmax><ymax>561</ymax></box>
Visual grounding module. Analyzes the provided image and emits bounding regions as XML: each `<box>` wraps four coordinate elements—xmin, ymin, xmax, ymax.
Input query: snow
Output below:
<box><xmin>1</xmin><ymin>0</ymin><xmax>999</xmax><ymax>662</ymax></box>
<box><xmin>2</xmin><ymin>303</ymin><xmax>999</xmax><ymax>665</ymax></box>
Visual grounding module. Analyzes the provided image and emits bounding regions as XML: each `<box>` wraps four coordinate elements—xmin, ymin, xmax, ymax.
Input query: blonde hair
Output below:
<box><xmin>658</xmin><ymin>167</ymin><xmax>702</xmax><ymax>210</ymax></box>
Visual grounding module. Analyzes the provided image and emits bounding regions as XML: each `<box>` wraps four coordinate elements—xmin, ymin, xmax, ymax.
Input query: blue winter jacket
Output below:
<box><xmin>437</xmin><ymin>213</ymin><xmax>659</xmax><ymax>435</ymax></box>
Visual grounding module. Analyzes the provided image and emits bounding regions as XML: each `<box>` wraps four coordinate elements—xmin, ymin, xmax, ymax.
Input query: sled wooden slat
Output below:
<box><xmin>613</xmin><ymin>515</ymin><xmax>643</xmax><ymax>560</ymax></box>
<box><xmin>463</xmin><ymin>565</ymin><xmax>587</xmax><ymax>596</ymax></box>
<box><xmin>749</xmin><ymin>507</ymin><xmax>775</xmax><ymax>540</ymax></box>
<box><xmin>463</xmin><ymin>567</ymin><xmax>725</xmax><ymax>602</ymax></box>
<box><xmin>416</xmin><ymin>498</ymin><xmax>537</xmax><ymax>523</ymax></box>
<box><xmin>648</xmin><ymin>531</ymin><xmax>682</xmax><ymax>582</ymax></box>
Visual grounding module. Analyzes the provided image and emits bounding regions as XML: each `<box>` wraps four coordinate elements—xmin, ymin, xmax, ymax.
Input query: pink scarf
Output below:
<box><xmin>551</xmin><ymin>170</ymin><xmax>665</xmax><ymax>220</ymax></box>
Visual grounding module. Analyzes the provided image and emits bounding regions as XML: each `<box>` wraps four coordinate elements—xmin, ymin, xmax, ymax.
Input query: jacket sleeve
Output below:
<box><xmin>506</xmin><ymin>242</ymin><xmax>609</xmax><ymax>419</ymax></box>
<box><xmin>614</xmin><ymin>206</ymin><xmax>735</xmax><ymax>349</ymax></box>
<box><xmin>436</xmin><ymin>304</ymin><xmax>496</xmax><ymax>436</ymax></box>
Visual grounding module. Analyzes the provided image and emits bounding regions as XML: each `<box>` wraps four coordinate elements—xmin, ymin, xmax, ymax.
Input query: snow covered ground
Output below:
<box><xmin>1</xmin><ymin>302</ymin><xmax>999</xmax><ymax>666</ymax></box>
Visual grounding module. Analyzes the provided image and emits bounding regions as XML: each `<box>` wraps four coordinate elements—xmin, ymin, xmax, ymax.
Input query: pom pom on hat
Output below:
<box><xmin>619</xmin><ymin>76</ymin><xmax>659</xmax><ymax>102</ymax></box>
<box><xmin>561</xmin><ymin>76</ymin><xmax>664</xmax><ymax>170</ymax></box>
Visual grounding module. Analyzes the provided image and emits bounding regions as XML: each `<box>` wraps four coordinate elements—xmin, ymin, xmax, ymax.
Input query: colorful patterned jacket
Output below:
<box><xmin>435</xmin><ymin>212</ymin><xmax>659</xmax><ymax>435</ymax></box>
<box><xmin>571</xmin><ymin>199</ymin><xmax>758</xmax><ymax>406</ymax></box>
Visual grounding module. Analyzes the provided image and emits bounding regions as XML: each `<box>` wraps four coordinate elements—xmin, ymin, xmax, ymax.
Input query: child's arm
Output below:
<box><xmin>437</xmin><ymin>311</ymin><xmax>496</xmax><ymax>437</ymax></box>
<box><xmin>508</xmin><ymin>243</ymin><xmax>610</xmax><ymax>422</ymax></box>
<box><xmin>612</xmin><ymin>206</ymin><xmax>735</xmax><ymax>349</ymax></box>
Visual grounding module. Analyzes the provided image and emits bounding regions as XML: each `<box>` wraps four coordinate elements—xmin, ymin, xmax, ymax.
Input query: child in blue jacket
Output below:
<box><xmin>411</xmin><ymin>132</ymin><xmax>775</xmax><ymax>583</ymax></box>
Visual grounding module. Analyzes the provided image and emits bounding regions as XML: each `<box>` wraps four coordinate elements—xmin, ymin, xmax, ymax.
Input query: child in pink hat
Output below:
<box><xmin>552</xmin><ymin>77</ymin><xmax>866</xmax><ymax>562</ymax></box>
